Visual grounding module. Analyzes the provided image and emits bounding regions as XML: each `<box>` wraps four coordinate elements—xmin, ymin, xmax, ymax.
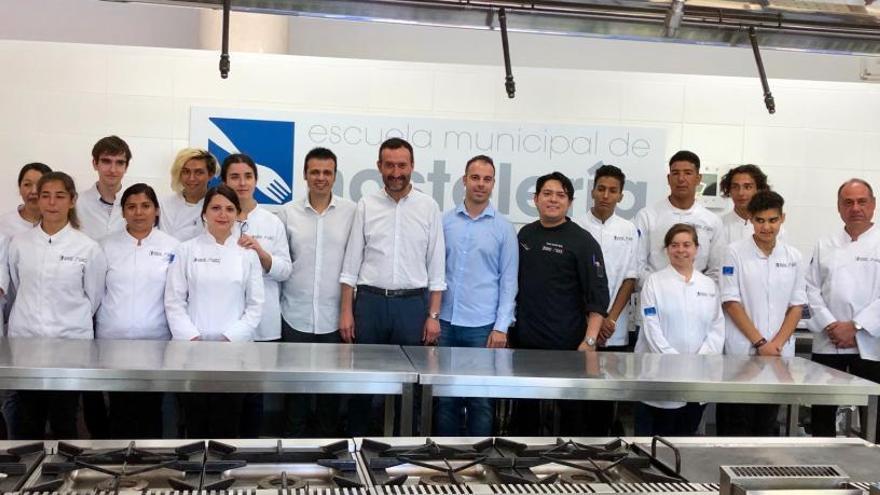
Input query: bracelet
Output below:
<box><xmin>752</xmin><ymin>337</ymin><xmax>768</xmax><ymax>349</ymax></box>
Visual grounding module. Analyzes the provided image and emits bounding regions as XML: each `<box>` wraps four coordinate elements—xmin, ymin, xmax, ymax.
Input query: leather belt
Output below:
<box><xmin>357</xmin><ymin>285</ymin><xmax>426</xmax><ymax>298</ymax></box>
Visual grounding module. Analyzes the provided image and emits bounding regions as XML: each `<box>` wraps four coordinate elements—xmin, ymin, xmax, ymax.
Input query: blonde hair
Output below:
<box><xmin>169</xmin><ymin>148</ymin><xmax>218</xmax><ymax>194</ymax></box>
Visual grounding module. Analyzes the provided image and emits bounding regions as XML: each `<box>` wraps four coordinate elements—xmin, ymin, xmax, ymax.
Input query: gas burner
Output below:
<box><xmin>96</xmin><ymin>477</ymin><xmax>150</xmax><ymax>492</ymax></box>
<box><xmin>0</xmin><ymin>442</ymin><xmax>48</xmax><ymax>493</ymax></box>
<box><xmin>560</xmin><ymin>473</ymin><xmax>600</xmax><ymax>484</ymax></box>
<box><xmin>257</xmin><ymin>473</ymin><xmax>307</xmax><ymax>490</ymax></box>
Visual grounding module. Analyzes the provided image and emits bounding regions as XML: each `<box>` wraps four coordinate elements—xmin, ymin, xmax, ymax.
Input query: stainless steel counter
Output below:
<box><xmin>0</xmin><ymin>338</ymin><xmax>418</xmax><ymax>435</ymax></box>
<box><xmin>404</xmin><ymin>346</ymin><xmax>880</xmax><ymax>441</ymax></box>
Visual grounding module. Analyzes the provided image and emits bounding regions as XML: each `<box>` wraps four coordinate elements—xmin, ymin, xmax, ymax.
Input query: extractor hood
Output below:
<box><xmin>103</xmin><ymin>0</ymin><xmax>880</xmax><ymax>55</ymax></box>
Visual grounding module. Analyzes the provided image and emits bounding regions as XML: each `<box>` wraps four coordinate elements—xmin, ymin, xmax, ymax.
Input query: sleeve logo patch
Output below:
<box><xmin>722</xmin><ymin>266</ymin><xmax>735</xmax><ymax>276</ymax></box>
<box><xmin>644</xmin><ymin>306</ymin><xmax>657</xmax><ymax>316</ymax></box>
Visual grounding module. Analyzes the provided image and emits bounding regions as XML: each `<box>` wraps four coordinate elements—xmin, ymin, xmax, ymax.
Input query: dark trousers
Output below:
<box><xmin>83</xmin><ymin>391</ymin><xmax>108</xmax><ymax>439</ymax></box>
<box><xmin>108</xmin><ymin>392</ymin><xmax>163</xmax><ymax>439</ymax></box>
<box><xmin>716</xmin><ymin>403</ymin><xmax>780</xmax><ymax>436</ymax></box>
<box><xmin>635</xmin><ymin>402</ymin><xmax>706</xmax><ymax>436</ymax></box>
<box><xmin>811</xmin><ymin>353</ymin><xmax>860</xmax><ymax>437</ymax></box>
<box><xmin>239</xmin><ymin>339</ymin><xmax>279</xmax><ymax>438</ymax></box>
<box><xmin>5</xmin><ymin>391</ymin><xmax>79</xmax><ymax>440</ymax></box>
<box><xmin>349</xmin><ymin>288</ymin><xmax>427</xmax><ymax>436</ymax></box>
<box><xmin>179</xmin><ymin>393</ymin><xmax>244</xmax><ymax>439</ymax></box>
<box><xmin>281</xmin><ymin>320</ymin><xmax>343</xmax><ymax>437</ymax></box>
<box><xmin>509</xmin><ymin>399</ymin><xmax>615</xmax><ymax>436</ymax></box>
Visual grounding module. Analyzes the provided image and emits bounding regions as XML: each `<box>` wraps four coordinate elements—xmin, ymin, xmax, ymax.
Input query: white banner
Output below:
<box><xmin>190</xmin><ymin>107</ymin><xmax>667</xmax><ymax>223</ymax></box>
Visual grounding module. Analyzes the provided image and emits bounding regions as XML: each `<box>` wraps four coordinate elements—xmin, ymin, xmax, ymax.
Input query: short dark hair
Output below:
<box><xmin>92</xmin><ymin>135</ymin><xmax>132</xmax><ymax>164</ymax></box>
<box><xmin>669</xmin><ymin>150</ymin><xmax>700</xmax><ymax>172</ymax></box>
<box><xmin>664</xmin><ymin>223</ymin><xmax>699</xmax><ymax>247</ymax></box>
<box><xmin>747</xmin><ymin>190</ymin><xmax>785</xmax><ymax>216</ymax></box>
<box><xmin>304</xmin><ymin>147</ymin><xmax>338</xmax><ymax>174</ymax></box>
<box><xmin>838</xmin><ymin>178</ymin><xmax>875</xmax><ymax>199</ymax></box>
<box><xmin>593</xmin><ymin>164</ymin><xmax>626</xmax><ymax>190</ymax></box>
<box><xmin>465</xmin><ymin>155</ymin><xmax>495</xmax><ymax>174</ymax></box>
<box><xmin>121</xmin><ymin>183</ymin><xmax>161</xmax><ymax>226</ymax></box>
<box><xmin>535</xmin><ymin>171</ymin><xmax>574</xmax><ymax>202</ymax></box>
<box><xmin>18</xmin><ymin>162</ymin><xmax>52</xmax><ymax>186</ymax></box>
<box><xmin>378</xmin><ymin>138</ymin><xmax>414</xmax><ymax>162</ymax></box>
<box><xmin>221</xmin><ymin>153</ymin><xmax>258</xmax><ymax>182</ymax></box>
<box><xmin>719</xmin><ymin>164</ymin><xmax>769</xmax><ymax>197</ymax></box>
<box><xmin>37</xmin><ymin>171</ymin><xmax>80</xmax><ymax>229</ymax></box>
<box><xmin>201</xmin><ymin>184</ymin><xmax>242</xmax><ymax>219</ymax></box>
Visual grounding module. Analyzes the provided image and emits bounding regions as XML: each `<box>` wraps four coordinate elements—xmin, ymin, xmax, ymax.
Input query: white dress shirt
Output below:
<box><xmin>635</xmin><ymin>198</ymin><xmax>724</xmax><ymax>282</ymax></box>
<box><xmin>96</xmin><ymin>228</ymin><xmax>179</xmax><ymax>340</ymax></box>
<box><xmin>720</xmin><ymin>237</ymin><xmax>807</xmax><ymax>357</ymax></box>
<box><xmin>340</xmin><ymin>187</ymin><xmax>446</xmax><ymax>291</ymax></box>
<box><xmin>279</xmin><ymin>195</ymin><xmax>356</xmax><ymax>334</ymax></box>
<box><xmin>635</xmin><ymin>265</ymin><xmax>725</xmax><ymax>408</ymax></box>
<box><xmin>164</xmin><ymin>233</ymin><xmax>264</xmax><ymax>342</ymax></box>
<box><xmin>77</xmin><ymin>183</ymin><xmax>125</xmax><ymax>241</ymax></box>
<box><xmin>578</xmin><ymin>211</ymin><xmax>638</xmax><ymax>346</ymax></box>
<box><xmin>8</xmin><ymin>224</ymin><xmax>106</xmax><ymax>339</ymax></box>
<box><xmin>0</xmin><ymin>207</ymin><xmax>37</xmax><ymax>238</ymax></box>
<box><xmin>806</xmin><ymin>225</ymin><xmax>880</xmax><ymax>360</ymax></box>
<box><xmin>235</xmin><ymin>206</ymin><xmax>292</xmax><ymax>341</ymax></box>
<box><xmin>159</xmin><ymin>193</ymin><xmax>205</xmax><ymax>242</ymax></box>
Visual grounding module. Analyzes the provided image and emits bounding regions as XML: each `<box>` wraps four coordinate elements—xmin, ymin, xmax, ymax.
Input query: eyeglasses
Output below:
<box><xmin>238</xmin><ymin>220</ymin><xmax>249</xmax><ymax>234</ymax></box>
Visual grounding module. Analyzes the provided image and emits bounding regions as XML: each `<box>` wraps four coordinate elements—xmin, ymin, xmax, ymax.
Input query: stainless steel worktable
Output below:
<box><xmin>0</xmin><ymin>338</ymin><xmax>418</xmax><ymax>435</ymax></box>
<box><xmin>404</xmin><ymin>346</ymin><xmax>880</xmax><ymax>441</ymax></box>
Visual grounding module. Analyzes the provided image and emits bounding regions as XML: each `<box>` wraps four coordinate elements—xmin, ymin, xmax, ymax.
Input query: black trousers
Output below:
<box><xmin>239</xmin><ymin>339</ymin><xmax>280</xmax><ymax>438</ymax></box>
<box><xmin>811</xmin><ymin>353</ymin><xmax>860</xmax><ymax>437</ymax></box>
<box><xmin>5</xmin><ymin>391</ymin><xmax>79</xmax><ymax>440</ymax></box>
<box><xmin>635</xmin><ymin>402</ymin><xmax>706</xmax><ymax>436</ymax></box>
<box><xmin>716</xmin><ymin>403</ymin><xmax>780</xmax><ymax>436</ymax></box>
<box><xmin>281</xmin><ymin>320</ymin><xmax>343</xmax><ymax>437</ymax></box>
<box><xmin>179</xmin><ymin>393</ymin><xmax>244</xmax><ymax>439</ymax></box>
<box><xmin>108</xmin><ymin>392</ymin><xmax>164</xmax><ymax>439</ymax></box>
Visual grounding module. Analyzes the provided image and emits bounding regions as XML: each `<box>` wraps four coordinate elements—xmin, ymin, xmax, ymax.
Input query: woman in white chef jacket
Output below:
<box><xmin>158</xmin><ymin>148</ymin><xmax>218</xmax><ymax>241</ymax></box>
<box><xmin>5</xmin><ymin>171</ymin><xmax>107</xmax><ymax>440</ymax></box>
<box><xmin>220</xmin><ymin>153</ymin><xmax>292</xmax><ymax>437</ymax></box>
<box><xmin>634</xmin><ymin>223</ymin><xmax>725</xmax><ymax>436</ymax></box>
<box><xmin>96</xmin><ymin>183</ymin><xmax>179</xmax><ymax>439</ymax></box>
<box><xmin>0</xmin><ymin>162</ymin><xmax>52</xmax><ymax>237</ymax></box>
<box><xmin>164</xmin><ymin>184</ymin><xmax>264</xmax><ymax>439</ymax></box>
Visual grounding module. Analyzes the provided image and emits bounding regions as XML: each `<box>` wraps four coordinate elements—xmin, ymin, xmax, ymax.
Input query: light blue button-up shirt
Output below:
<box><xmin>440</xmin><ymin>202</ymin><xmax>518</xmax><ymax>332</ymax></box>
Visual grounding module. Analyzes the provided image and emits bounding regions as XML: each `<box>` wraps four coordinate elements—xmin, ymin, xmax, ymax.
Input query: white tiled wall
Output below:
<box><xmin>1</xmin><ymin>39</ymin><xmax>879</xmax><ymax>257</ymax></box>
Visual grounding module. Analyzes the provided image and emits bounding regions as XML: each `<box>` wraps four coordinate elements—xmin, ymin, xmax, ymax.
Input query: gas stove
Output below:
<box><xmin>0</xmin><ymin>442</ymin><xmax>48</xmax><ymax>494</ymax></box>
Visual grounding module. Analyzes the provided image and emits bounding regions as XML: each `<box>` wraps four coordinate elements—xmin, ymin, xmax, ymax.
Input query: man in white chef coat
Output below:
<box><xmin>718</xmin><ymin>164</ymin><xmax>771</xmax><ymax>245</ymax></box>
<box><xmin>717</xmin><ymin>190</ymin><xmax>806</xmax><ymax>436</ymax></box>
<box><xmin>635</xmin><ymin>150</ymin><xmax>724</xmax><ymax>284</ymax></box>
<box><xmin>807</xmin><ymin>178</ymin><xmax>880</xmax><ymax>438</ymax></box>
<box><xmin>78</xmin><ymin>135</ymin><xmax>130</xmax><ymax>241</ymax></box>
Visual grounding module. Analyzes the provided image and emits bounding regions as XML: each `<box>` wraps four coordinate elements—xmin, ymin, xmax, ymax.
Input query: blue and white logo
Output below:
<box><xmin>198</xmin><ymin>116</ymin><xmax>295</xmax><ymax>205</ymax></box>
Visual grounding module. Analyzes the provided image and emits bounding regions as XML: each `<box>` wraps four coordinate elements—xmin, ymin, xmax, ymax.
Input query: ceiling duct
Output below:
<box><xmin>101</xmin><ymin>0</ymin><xmax>880</xmax><ymax>55</ymax></box>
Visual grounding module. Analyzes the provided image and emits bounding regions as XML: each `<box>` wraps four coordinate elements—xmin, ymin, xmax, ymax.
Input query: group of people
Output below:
<box><xmin>0</xmin><ymin>134</ymin><xmax>877</xmax><ymax>441</ymax></box>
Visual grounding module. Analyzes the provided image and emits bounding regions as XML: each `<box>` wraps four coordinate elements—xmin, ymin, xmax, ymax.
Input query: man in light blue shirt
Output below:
<box><xmin>437</xmin><ymin>154</ymin><xmax>518</xmax><ymax>436</ymax></box>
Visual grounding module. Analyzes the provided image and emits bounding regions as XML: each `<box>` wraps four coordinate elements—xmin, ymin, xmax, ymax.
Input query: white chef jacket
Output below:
<box><xmin>578</xmin><ymin>211</ymin><xmax>638</xmax><ymax>346</ymax></box>
<box><xmin>8</xmin><ymin>224</ymin><xmax>106</xmax><ymax>339</ymax></box>
<box><xmin>720</xmin><ymin>210</ymin><xmax>787</xmax><ymax>246</ymax></box>
<box><xmin>164</xmin><ymin>232</ymin><xmax>264</xmax><ymax>342</ymax></box>
<box><xmin>159</xmin><ymin>193</ymin><xmax>205</xmax><ymax>242</ymax></box>
<box><xmin>279</xmin><ymin>196</ymin><xmax>356</xmax><ymax>334</ymax></box>
<box><xmin>635</xmin><ymin>198</ymin><xmax>724</xmax><ymax>283</ymax></box>
<box><xmin>0</xmin><ymin>207</ymin><xmax>37</xmax><ymax>238</ymax></box>
<box><xmin>635</xmin><ymin>265</ymin><xmax>725</xmax><ymax>408</ymax></box>
<box><xmin>96</xmin><ymin>228</ymin><xmax>179</xmax><ymax>340</ymax></box>
<box><xmin>340</xmin><ymin>187</ymin><xmax>446</xmax><ymax>291</ymax></box>
<box><xmin>77</xmin><ymin>183</ymin><xmax>125</xmax><ymax>241</ymax></box>
<box><xmin>235</xmin><ymin>206</ymin><xmax>292</xmax><ymax>341</ymax></box>
<box><xmin>806</xmin><ymin>225</ymin><xmax>880</xmax><ymax>360</ymax></box>
<box><xmin>720</xmin><ymin>237</ymin><xmax>807</xmax><ymax>357</ymax></box>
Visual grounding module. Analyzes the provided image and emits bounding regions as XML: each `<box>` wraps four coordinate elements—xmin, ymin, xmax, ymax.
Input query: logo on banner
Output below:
<box><xmin>201</xmin><ymin>117</ymin><xmax>295</xmax><ymax>205</ymax></box>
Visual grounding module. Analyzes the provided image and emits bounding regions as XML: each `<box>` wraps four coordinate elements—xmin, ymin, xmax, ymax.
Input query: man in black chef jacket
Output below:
<box><xmin>510</xmin><ymin>171</ymin><xmax>610</xmax><ymax>435</ymax></box>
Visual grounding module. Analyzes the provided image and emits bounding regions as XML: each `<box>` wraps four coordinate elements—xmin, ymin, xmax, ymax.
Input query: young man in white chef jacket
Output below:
<box><xmin>717</xmin><ymin>190</ymin><xmax>806</xmax><ymax>436</ymax></box>
<box><xmin>78</xmin><ymin>136</ymin><xmax>130</xmax><ymax>241</ymax></box>
<box><xmin>807</xmin><ymin>178</ymin><xmax>880</xmax><ymax>437</ymax></box>
<box><xmin>718</xmin><ymin>164</ymin><xmax>771</xmax><ymax>245</ymax></box>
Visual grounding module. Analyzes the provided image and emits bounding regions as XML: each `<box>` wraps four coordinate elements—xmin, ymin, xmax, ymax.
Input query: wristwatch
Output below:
<box><xmin>584</xmin><ymin>336</ymin><xmax>597</xmax><ymax>347</ymax></box>
<box><xmin>428</xmin><ymin>312</ymin><xmax>440</xmax><ymax>320</ymax></box>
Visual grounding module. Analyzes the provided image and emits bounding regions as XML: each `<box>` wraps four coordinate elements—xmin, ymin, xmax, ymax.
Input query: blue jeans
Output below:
<box><xmin>435</xmin><ymin>320</ymin><xmax>494</xmax><ymax>437</ymax></box>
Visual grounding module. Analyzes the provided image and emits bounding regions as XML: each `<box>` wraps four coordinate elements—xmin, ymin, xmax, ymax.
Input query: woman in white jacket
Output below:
<box><xmin>220</xmin><ymin>153</ymin><xmax>292</xmax><ymax>437</ymax></box>
<box><xmin>6</xmin><ymin>171</ymin><xmax>107</xmax><ymax>439</ymax></box>
<box><xmin>164</xmin><ymin>184</ymin><xmax>264</xmax><ymax>438</ymax></box>
<box><xmin>634</xmin><ymin>223</ymin><xmax>724</xmax><ymax>436</ymax></box>
<box><xmin>158</xmin><ymin>148</ymin><xmax>218</xmax><ymax>241</ymax></box>
<box><xmin>97</xmin><ymin>183</ymin><xmax>179</xmax><ymax>439</ymax></box>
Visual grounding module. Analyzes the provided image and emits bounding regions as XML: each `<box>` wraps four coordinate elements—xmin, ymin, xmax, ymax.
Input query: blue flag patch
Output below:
<box><xmin>644</xmin><ymin>306</ymin><xmax>657</xmax><ymax>316</ymax></box>
<box><xmin>722</xmin><ymin>266</ymin><xmax>735</xmax><ymax>276</ymax></box>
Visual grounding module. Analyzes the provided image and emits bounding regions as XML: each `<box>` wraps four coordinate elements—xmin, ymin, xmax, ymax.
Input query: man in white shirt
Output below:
<box><xmin>635</xmin><ymin>150</ymin><xmax>724</xmax><ymax>283</ymax></box>
<box><xmin>78</xmin><ymin>136</ymin><xmax>130</xmax><ymax>241</ymax></box>
<box><xmin>807</xmin><ymin>178</ymin><xmax>880</xmax><ymax>438</ymax></box>
<box><xmin>719</xmin><ymin>164</ymin><xmax>771</xmax><ymax>245</ymax></box>
<box><xmin>717</xmin><ymin>190</ymin><xmax>806</xmax><ymax>436</ymax></box>
<box><xmin>278</xmin><ymin>147</ymin><xmax>356</xmax><ymax>437</ymax></box>
<box><xmin>339</xmin><ymin>137</ymin><xmax>446</xmax><ymax>435</ymax></box>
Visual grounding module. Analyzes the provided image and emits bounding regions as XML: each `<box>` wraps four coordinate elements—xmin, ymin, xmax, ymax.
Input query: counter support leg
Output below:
<box><xmin>400</xmin><ymin>384</ymin><xmax>414</xmax><ymax>436</ymax></box>
<box><xmin>420</xmin><ymin>385</ymin><xmax>433</xmax><ymax>436</ymax></box>
<box><xmin>787</xmin><ymin>404</ymin><xmax>800</xmax><ymax>436</ymax></box>
<box><xmin>867</xmin><ymin>396</ymin><xmax>878</xmax><ymax>443</ymax></box>
<box><xmin>383</xmin><ymin>396</ymin><xmax>394</xmax><ymax>436</ymax></box>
